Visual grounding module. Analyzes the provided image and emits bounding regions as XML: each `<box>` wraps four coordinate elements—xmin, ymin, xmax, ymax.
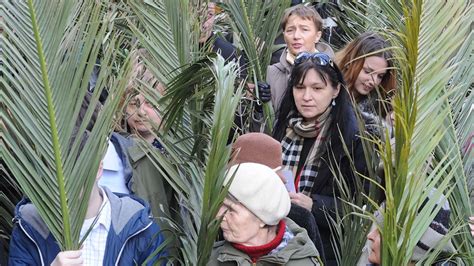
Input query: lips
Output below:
<box><xmin>363</xmin><ymin>84</ymin><xmax>374</xmax><ymax>92</ymax></box>
<box><xmin>291</xmin><ymin>43</ymin><xmax>303</xmax><ymax>50</ymax></box>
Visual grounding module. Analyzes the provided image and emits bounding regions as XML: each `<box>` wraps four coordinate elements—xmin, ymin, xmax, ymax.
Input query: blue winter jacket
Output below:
<box><xmin>8</xmin><ymin>188</ymin><xmax>167</xmax><ymax>265</ymax></box>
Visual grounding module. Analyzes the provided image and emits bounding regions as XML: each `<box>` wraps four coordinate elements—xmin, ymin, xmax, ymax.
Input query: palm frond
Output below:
<box><xmin>221</xmin><ymin>0</ymin><xmax>291</xmax><ymax>128</ymax></box>
<box><xmin>370</xmin><ymin>0</ymin><xmax>472</xmax><ymax>264</ymax></box>
<box><xmin>329</xmin><ymin>0</ymin><xmax>473</xmax><ymax>264</ymax></box>
<box><xmin>2</xmin><ymin>0</ymin><xmax>130</xmax><ymax>250</ymax></box>
<box><xmin>136</xmin><ymin>55</ymin><xmax>244</xmax><ymax>264</ymax></box>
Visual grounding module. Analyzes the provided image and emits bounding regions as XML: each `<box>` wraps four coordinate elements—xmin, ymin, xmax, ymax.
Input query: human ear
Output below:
<box><xmin>314</xmin><ymin>31</ymin><xmax>322</xmax><ymax>43</ymax></box>
<box><xmin>333</xmin><ymin>84</ymin><xmax>341</xmax><ymax>98</ymax></box>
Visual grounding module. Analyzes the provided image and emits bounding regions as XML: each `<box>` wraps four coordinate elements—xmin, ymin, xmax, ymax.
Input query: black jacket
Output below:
<box><xmin>309</xmin><ymin>105</ymin><xmax>368</xmax><ymax>264</ymax></box>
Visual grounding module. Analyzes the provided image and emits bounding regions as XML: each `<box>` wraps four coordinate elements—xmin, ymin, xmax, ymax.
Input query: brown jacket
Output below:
<box><xmin>266</xmin><ymin>43</ymin><xmax>335</xmax><ymax>113</ymax></box>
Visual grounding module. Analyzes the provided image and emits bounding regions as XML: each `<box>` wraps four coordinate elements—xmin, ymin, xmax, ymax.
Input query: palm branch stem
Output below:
<box><xmin>27</xmin><ymin>0</ymin><xmax>72</xmax><ymax>249</ymax></box>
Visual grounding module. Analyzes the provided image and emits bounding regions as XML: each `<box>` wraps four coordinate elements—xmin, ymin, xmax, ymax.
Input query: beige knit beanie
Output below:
<box><xmin>224</xmin><ymin>163</ymin><xmax>291</xmax><ymax>225</ymax></box>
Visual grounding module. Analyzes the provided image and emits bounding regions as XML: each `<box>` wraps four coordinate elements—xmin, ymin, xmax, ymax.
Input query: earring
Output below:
<box><xmin>332</xmin><ymin>99</ymin><xmax>336</xmax><ymax>106</ymax></box>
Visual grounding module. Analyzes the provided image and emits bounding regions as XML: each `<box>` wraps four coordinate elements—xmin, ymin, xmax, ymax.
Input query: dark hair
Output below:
<box><xmin>272</xmin><ymin>58</ymin><xmax>352</xmax><ymax>143</ymax></box>
<box><xmin>335</xmin><ymin>32</ymin><xmax>396</xmax><ymax>101</ymax></box>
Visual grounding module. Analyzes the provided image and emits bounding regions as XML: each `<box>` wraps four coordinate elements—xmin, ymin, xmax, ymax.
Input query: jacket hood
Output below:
<box><xmin>268</xmin><ymin>218</ymin><xmax>320</xmax><ymax>262</ymax></box>
<box><xmin>14</xmin><ymin>187</ymin><xmax>154</xmax><ymax>241</ymax></box>
<box><xmin>105</xmin><ymin>187</ymin><xmax>153</xmax><ymax>235</ymax></box>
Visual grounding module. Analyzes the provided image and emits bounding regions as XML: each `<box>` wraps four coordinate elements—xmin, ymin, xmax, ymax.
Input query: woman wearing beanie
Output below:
<box><xmin>230</xmin><ymin>132</ymin><xmax>327</xmax><ymax>263</ymax></box>
<box><xmin>208</xmin><ymin>162</ymin><xmax>322</xmax><ymax>265</ymax></box>
<box><xmin>272</xmin><ymin>52</ymin><xmax>367</xmax><ymax>265</ymax></box>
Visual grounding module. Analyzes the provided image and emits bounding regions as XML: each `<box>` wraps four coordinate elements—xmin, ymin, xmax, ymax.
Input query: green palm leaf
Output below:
<box><xmin>364</xmin><ymin>0</ymin><xmax>473</xmax><ymax>264</ymax></box>
<box><xmin>135</xmin><ymin>55</ymin><xmax>243</xmax><ymax>264</ymax></box>
<box><xmin>327</xmin><ymin>0</ymin><xmax>472</xmax><ymax>264</ymax></box>
<box><xmin>2</xmin><ymin>0</ymin><xmax>130</xmax><ymax>250</ymax></box>
<box><xmin>221</xmin><ymin>0</ymin><xmax>291</xmax><ymax>128</ymax></box>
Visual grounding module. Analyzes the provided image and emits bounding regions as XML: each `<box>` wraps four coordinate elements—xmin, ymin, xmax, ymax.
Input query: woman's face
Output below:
<box><xmin>353</xmin><ymin>56</ymin><xmax>388</xmax><ymax>97</ymax></box>
<box><xmin>367</xmin><ymin>228</ymin><xmax>381</xmax><ymax>264</ymax></box>
<box><xmin>293</xmin><ymin>68</ymin><xmax>340</xmax><ymax>122</ymax></box>
<box><xmin>126</xmin><ymin>93</ymin><xmax>161</xmax><ymax>136</ymax></box>
<box><xmin>217</xmin><ymin>198</ymin><xmax>263</xmax><ymax>245</ymax></box>
<box><xmin>283</xmin><ymin>15</ymin><xmax>322</xmax><ymax>56</ymax></box>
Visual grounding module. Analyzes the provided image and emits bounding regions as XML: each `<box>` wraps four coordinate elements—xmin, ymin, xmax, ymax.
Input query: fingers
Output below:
<box><xmin>257</xmin><ymin>82</ymin><xmax>271</xmax><ymax>103</ymax></box>
<box><xmin>289</xmin><ymin>193</ymin><xmax>313</xmax><ymax>211</ymax></box>
<box><xmin>51</xmin><ymin>250</ymin><xmax>83</xmax><ymax>266</ymax></box>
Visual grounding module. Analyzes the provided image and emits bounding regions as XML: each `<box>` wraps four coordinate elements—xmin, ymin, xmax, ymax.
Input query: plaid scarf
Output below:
<box><xmin>281</xmin><ymin>107</ymin><xmax>332</xmax><ymax>195</ymax></box>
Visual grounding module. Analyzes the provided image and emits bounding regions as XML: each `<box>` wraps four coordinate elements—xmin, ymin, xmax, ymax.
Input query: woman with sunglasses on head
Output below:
<box><xmin>266</xmin><ymin>4</ymin><xmax>335</xmax><ymax>113</ymax></box>
<box><xmin>336</xmin><ymin>32</ymin><xmax>397</xmax><ymax>138</ymax></box>
<box><xmin>272</xmin><ymin>52</ymin><xmax>367</xmax><ymax>265</ymax></box>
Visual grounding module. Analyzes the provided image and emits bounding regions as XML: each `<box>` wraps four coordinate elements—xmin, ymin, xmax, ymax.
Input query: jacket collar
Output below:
<box><xmin>216</xmin><ymin>218</ymin><xmax>320</xmax><ymax>264</ymax></box>
<box><xmin>109</xmin><ymin>132</ymin><xmax>134</xmax><ymax>188</ymax></box>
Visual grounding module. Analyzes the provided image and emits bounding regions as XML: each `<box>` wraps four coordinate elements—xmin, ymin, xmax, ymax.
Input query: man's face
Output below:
<box><xmin>199</xmin><ymin>3</ymin><xmax>216</xmax><ymax>43</ymax></box>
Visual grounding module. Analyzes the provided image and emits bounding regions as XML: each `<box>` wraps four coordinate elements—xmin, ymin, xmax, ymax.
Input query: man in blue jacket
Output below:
<box><xmin>8</xmin><ymin>153</ymin><xmax>167</xmax><ymax>265</ymax></box>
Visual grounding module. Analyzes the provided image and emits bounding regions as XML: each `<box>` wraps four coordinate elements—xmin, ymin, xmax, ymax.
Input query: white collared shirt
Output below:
<box><xmin>99</xmin><ymin>140</ymin><xmax>130</xmax><ymax>194</ymax></box>
<box><xmin>79</xmin><ymin>187</ymin><xmax>111</xmax><ymax>265</ymax></box>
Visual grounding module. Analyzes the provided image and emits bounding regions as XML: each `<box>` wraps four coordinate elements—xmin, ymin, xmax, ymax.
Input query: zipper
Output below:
<box><xmin>18</xmin><ymin>220</ymin><xmax>45</xmax><ymax>266</ymax></box>
<box><xmin>115</xmin><ymin>221</ymin><xmax>153</xmax><ymax>265</ymax></box>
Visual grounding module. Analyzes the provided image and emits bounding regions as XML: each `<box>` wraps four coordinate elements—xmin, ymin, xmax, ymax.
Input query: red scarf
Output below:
<box><xmin>231</xmin><ymin>220</ymin><xmax>286</xmax><ymax>263</ymax></box>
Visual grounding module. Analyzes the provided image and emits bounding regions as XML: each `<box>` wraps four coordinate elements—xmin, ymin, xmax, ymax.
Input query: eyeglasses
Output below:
<box><xmin>294</xmin><ymin>52</ymin><xmax>334</xmax><ymax>67</ymax></box>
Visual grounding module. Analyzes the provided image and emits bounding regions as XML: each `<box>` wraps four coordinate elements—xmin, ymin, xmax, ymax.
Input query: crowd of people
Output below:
<box><xmin>7</xmin><ymin>2</ymin><xmax>473</xmax><ymax>266</ymax></box>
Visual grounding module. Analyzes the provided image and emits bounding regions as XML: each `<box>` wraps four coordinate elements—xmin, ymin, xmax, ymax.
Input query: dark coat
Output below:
<box><xmin>308</xmin><ymin>106</ymin><xmax>368</xmax><ymax>264</ymax></box>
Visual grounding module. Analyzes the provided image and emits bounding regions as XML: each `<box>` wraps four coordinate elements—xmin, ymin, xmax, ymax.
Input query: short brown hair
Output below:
<box><xmin>116</xmin><ymin>48</ymin><xmax>164</xmax><ymax>131</ymax></box>
<box><xmin>280</xmin><ymin>4</ymin><xmax>323</xmax><ymax>32</ymax></box>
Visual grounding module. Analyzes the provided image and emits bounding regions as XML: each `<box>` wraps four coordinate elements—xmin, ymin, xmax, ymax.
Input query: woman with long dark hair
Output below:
<box><xmin>273</xmin><ymin>52</ymin><xmax>367</xmax><ymax>265</ymax></box>
<box><xmin>336</xmin><ymin>32</ymin><xmax>397</xmax><ymax>137</ymax></box>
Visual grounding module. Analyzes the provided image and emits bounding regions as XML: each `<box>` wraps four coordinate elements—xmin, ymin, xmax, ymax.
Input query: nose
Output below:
<box><xmin>216</xmin><ymin>206</ymin><xmax>226</xmax><ymax>219</ymax></box>
<box><xmin>370</xmin><ymin>74</ymin><xmax>382</xmax><ymax>87</ymax></box>
<box><xmin>302</xmin><ymin>88</ymin><xmax>312</xmax><ymax>101</ymax></box>
<box><xmin>367</xmin><ymin>228</ymin><xmax>377</xmax><ymax>241</ymax></box>
<box><xmin>293</xmin><ymin>28</ymin><xmax>302</xmax><ymax>39</ymax></box>
<box><xmin>368</xmin><ymin>76</ymin><xmax>375</xmax><ymax>87</ymax></box>
<box><xmin>138</xmin><ymin>102</ymin><xmax>147</xmax><ymax>116</ymax></box>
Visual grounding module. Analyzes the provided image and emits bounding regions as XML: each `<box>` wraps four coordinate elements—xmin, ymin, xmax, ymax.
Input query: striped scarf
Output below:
<box><xmin>281</xmin><ymin>107</ymin><xmax>332</xmax><ymax>195</ymax></box>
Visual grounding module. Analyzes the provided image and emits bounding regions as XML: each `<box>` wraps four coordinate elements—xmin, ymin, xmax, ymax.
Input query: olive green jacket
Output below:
<box><xmin>207</xmin><ymin>218</ymin><xmax>322</xmax><ymax>266</ymax></box>
<box><xmin>126</xmin><ymin>139</ymin><xmax>174</xmax><ymax>221</ymax></box>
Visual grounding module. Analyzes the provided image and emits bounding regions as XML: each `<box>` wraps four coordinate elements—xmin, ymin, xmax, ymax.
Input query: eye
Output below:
<box><xmin>294</xmin><ymin>85</ymin><xmax>305</xmax><ymax>90</ymax></box>
<box><xmin>144</xmin><ymin>101</ymin><xmax>153</xmax><ymax>108</ymax></box>
<box><xmin>377</xmin><ymin>74</ymin><xmax>385</xmax><ymax>80</ymax></box>
<box><xmin>312</xmin><ymin>87</ymin><xmax>322</xmax><ymax>90</ymax></box>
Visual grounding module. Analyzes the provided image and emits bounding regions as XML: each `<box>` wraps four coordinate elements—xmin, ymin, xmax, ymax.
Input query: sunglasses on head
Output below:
<box><xmin>294</xmin><ymin>52</ymin><xmax>334</xmax><ymax>67</ymax></box>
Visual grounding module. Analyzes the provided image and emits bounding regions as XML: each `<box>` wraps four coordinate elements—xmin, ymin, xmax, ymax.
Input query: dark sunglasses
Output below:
<box><xmin>294</xmin><ymin>52</ymin><xmax>334</xmax><ymax>67</ymax></box>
